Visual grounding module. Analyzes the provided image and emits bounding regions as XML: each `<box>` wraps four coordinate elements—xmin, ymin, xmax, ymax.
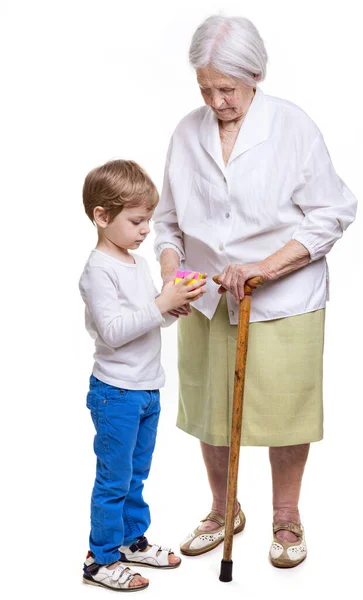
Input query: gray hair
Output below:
<box><xmin>189</xmin><ymin>15</ymin><xmax>268</xmax><ymax>86</ymax></box>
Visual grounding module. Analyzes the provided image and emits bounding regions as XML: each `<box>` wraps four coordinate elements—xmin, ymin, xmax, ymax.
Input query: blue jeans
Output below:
<box><xmin>87</xmin><ymin>375</ymin><xmax>160</xmax><ymax>565</ymax></box>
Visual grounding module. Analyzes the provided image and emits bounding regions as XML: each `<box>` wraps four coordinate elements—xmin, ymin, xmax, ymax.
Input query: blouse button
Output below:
<box><xmin>225</xmin><ymin>212</ymin><xmax>230</xmax><ymax>218</ymax></box>
<box><xmin>230</xmin><ymin>310</ymin><xmax>235</xmax><ymax>317</ymax></box>
<box><xmin>219</xmin><ymin>243</ymin><xmax>224</xmax><ymax>251</ymax></box>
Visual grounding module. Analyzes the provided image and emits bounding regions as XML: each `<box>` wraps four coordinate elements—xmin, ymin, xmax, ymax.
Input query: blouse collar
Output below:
<box><xmin>198</xmin><ymin>86</ymin><xmax>269</xmax><ymax>175</ymax></box>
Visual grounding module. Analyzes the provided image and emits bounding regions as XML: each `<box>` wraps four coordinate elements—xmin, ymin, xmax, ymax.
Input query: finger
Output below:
<box><xmin>236</xmin><ymin>273</ymin><xmax>246</xmax><ymax>300</ymax></box>
<box><xmin>230</xmin><ymin>271</ymin><xmax>240</xmax><ymax>301</ymax></box>
<box><xmin>175</xmin><ymin>306</ymin><xmax>190</xmax><ymax>315</ymax></box>
<box><xmin>198</xmin><ymin>276</ymin><xmax>207</xmax><ymax>284</ymax></box>
<box><xmin>174</xmin><ymin>275</ymin><xmax>194</xmax><ymax>289</ymax></box>
<box><xmin>232</xmin><ymin>286</ymin><xmax>240</xmax><ymax>303</ymax></box>
<box><xmin>222</xmin><ymin>271</ymin><xmax>233</xmax><ymax>295</ymax></box>
<box><xmin>218</xmin><ymin>273</ymin><xmax>226</xmax><ymax>287</ymax></box>
<box><xmin>186</xmin><ymin>280</ymin><xmax>207</xmax><ymax>292</ymax></box>
<box><xmin>237</xmin><ymin>281</ymin><xmax>245</xmax><ymax>300</ymax></box>
<box><xmin>217</xmin><ymin>285</ymin><xmax>227</xmax><ymax>294</ymax></box>
<box><xmin>182</xmin><ymin>272</ymin><xmax>197</xmax><ymax>284</ymax></box>
<box><xmin>187</xmin><ymin>288</ymin><xmax>206</xmax><ymax>299</ymax></box>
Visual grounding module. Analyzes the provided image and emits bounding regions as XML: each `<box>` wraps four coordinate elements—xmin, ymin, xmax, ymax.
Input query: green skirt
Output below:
<box><xmin>177</xmin><ymin>294</ymin><xmax>325</xmax><ymax>447</ymax></box>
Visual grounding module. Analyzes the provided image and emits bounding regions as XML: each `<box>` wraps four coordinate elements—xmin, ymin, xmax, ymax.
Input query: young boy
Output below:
<box><xmin>79</xmin><ymin>159</ymin><xmax>206</xmax><ymax>592</ymax></box>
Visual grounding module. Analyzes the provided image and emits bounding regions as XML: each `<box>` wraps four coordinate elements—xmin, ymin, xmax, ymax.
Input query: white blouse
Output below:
<box><xmin>153</xmin><ymin>87</ymin><xmax>357</xmax><ymax>323</ymax></box>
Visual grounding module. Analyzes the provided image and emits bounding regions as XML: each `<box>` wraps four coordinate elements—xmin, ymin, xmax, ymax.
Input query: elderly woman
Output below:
<box><xmin>153</xmin><ymin>15</ymin><xmax>357</xmax><ymax>568</ymax></box>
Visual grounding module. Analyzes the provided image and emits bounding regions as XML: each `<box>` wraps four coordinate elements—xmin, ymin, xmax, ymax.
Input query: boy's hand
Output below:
<box><xmin>161</xmin><ymin>272</ymin><xmax>190</xmax><ymax>317</ymax></box>
<box><xmin>155</xmin><ymin>272</ymin><xmax>207</xmax><ymax>316</ymax></box>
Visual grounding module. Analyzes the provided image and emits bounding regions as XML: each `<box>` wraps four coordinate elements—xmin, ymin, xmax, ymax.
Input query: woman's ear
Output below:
<box><xmin>93</xmin><ymin>206</ymin><xmax>109</xmax><ymax>228</ymax></box>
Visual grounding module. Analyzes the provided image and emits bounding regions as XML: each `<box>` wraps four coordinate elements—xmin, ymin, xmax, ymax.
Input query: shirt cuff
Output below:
<box><xmin>291</xmin><ymin>235</ymin><xmax>315</xmax><ymax>263</ymax></box>
<box><xmin>161</xmin><ymin>313</ymin><xmax>178</xmax><ymax>327</ymax></box>
<box><xmin>156</xmin><ymin>242</ymin><xmax>185</xmax><ymax>262</ymax></box>
<box><xmin>149</xmin><ymin>300</ymin><xmax>165</xmax><ymax>325</ymax></box>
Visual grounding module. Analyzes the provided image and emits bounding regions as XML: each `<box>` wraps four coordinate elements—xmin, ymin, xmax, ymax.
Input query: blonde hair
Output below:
<box><xmin>83</xmin><ymin>159</ymin><xmax>159</xmax><ymax>223</ymax></box>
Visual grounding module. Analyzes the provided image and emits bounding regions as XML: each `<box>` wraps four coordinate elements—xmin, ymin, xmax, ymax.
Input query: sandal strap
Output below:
<box><xmin>273</xmin><ymin>521</ymin><xmax>303</xmax><ymax>537</ymax></box>
<box><xmin>111</xmin><ymin>565</ymin><xmax>128</xmax><ymax>582</ymax></box>
<box><xmin>112</xmin><ymin>565</ymin><xmax>141</xmax><ymax>586</ymax></box>
<box><xmin>153</xmin><ymin>545</ymin><xmax>170</xmax><ymax>564</ymax></box>
<box><xmin>157</xmin><ymin>545</ymin><xmax>173</xmax><ymax>554</ymax></box>
<box><xmin>200</xmin><ymin>512</ymin><xmax>225</xmax><ymax>527</ymax></box>
<box><xmin>83</xmin><ymin>561</ymin><xmax>100</xmax><ymax>576</ymax></box>
<box><xmin>200</xmin><ymin>503</ymin><xmax>241</xmax><ymax>528</ymax></box>
<box><xmin>129</xmin><ymin>536</ymin><xmax>149</xmax><ymax>553</ymax></box>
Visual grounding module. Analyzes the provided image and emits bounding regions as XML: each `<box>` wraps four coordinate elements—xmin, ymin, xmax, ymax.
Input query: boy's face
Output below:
<box><xmin>95</xmin><ymin>205</ymin><xmax>154</xmax><ymax>251</ymax></box>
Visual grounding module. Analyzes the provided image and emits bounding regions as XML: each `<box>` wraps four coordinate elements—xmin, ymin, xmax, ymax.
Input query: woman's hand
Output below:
<box><xmin>217</xmin><ymin>263</ymin><xmax>268</xmax><ymax>301</ymax></box>
<box><xmin>156</xmin><ymin>272</ymin><xmax>207</xmax><ymax>316</ymax></box>
<box><xmin>218</xmin><ymin>242</ymin><xmax>311</xmax><ymax>301</ymax></box>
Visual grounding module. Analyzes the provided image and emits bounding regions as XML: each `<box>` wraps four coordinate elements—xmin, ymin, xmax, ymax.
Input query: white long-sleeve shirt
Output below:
<box><xmin>79</xmin><ymin>249</ymin><xmax>173</xmax><ymax>389</ymax></box>
<box><xmin>154</xmin><ymin>87</ymin><xmax>357</xmax><ymax>323</ymax></box>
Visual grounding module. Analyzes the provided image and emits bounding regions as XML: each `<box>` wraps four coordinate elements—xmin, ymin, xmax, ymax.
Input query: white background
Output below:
<box><xmin>1</xmin><ymin>1</ymin><xmax>362</xmax><ymax>599</ymax></box>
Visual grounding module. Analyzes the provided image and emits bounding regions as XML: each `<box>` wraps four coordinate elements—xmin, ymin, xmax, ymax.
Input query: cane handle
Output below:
<box><xmin>212</xmin><ymin>275</ymin><xmax>264</xmax><ymax>295</ymax></box>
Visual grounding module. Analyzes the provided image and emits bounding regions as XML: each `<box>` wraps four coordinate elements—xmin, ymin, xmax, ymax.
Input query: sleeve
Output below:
<box><xmin>161</xmin><ymin>313</ymin><xmax>178</xmax><ymax>327</ymax></box>
<box><xmin>79</xmin><ymin>267</ymin><xmax>164</xmax><ymax>348</ymax></box>
<box><xmin>291</xmin><ymin>133</ymin><xmax>357</xmax><ymax>262</ymax></box>
<box><xmin>143</xmin><ymin>260</ymin><xmax>178</xmax><ymax>329</ymax></box>
<box><xmin>153</xmin><ymin>139</ymin><xmax>186</xmax><ymax>262</ymax></box>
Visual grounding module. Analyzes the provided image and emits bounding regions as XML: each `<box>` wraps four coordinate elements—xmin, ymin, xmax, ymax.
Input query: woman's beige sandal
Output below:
<box><xmin>269</xmin><ymin>522</ymin><xmax>307</xmax><ymax>568</ymax></box>
<box><xmin>119</xmin><ymin>536</ymin><xmax>181</xmax><ymax>569</ymax></box>
<box><xmin>180</xmin><ymin>506</ymin><xmax>246</xmax><ymax>556</ymax></box>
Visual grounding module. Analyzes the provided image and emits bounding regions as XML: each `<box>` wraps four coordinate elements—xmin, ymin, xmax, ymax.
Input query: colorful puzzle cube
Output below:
<box><xmin>174</xmin><ymin>270</ymin><xmax>204</xmax><ymax>285</ymax></box>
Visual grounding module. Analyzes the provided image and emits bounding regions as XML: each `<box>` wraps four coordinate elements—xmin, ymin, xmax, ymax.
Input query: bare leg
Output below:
<box><xmin>269</xmin><ymin>444</ymin><xmax>310</xmax><ymax>542</ymax></box>
<box><xmin>199</xmin><ymin>441</ymin><xmax>239</xmax><ymax>531</ymax></box>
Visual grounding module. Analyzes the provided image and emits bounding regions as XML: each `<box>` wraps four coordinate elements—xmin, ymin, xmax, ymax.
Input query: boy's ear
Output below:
<box><xmin>93</xmin><ymin>206</ymin><xmax>109</xmax><ymax>228</ymax></box>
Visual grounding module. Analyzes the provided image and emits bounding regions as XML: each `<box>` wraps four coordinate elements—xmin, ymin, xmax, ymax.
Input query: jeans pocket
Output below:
<box><xmin>106</xmin><ymin>388</ymin><xmax>130</xmax><ymax>403</ymax></box>
<box><xmin>86</xmin><ymin>391</ymin><xmax>98</xmax><ymax>409</ymax></box>
<box><xmin>86</xmin><ymin>391</ymin><xmax>102</xmax><ymax>430</ymax></box>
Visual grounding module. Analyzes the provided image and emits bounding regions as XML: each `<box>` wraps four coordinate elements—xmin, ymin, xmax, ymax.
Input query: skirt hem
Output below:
<box><xmin>176</xmin><ymin>420</ymin><xmax>323</xmax><ymax>447</ymax></box>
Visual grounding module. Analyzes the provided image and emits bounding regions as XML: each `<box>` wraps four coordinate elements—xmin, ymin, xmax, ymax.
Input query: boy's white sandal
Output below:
<box><xmin>180</xmin><ymin>505</ymin><xmax>246</xmax><ymax>556</ymax></box>
<box><xmin>83</xmin><ymin>553</ymin><xmax>149</xmax><ymax>592</ymax></box>
<box><xmin>269</xmin><ymin>522</ymin><xmax>307</xmax><ymax>568</ymax></box>
<box><xmin>119</xmin><ymin>536</ymin><xmax>181</xmax><ymax>569</ymax></box>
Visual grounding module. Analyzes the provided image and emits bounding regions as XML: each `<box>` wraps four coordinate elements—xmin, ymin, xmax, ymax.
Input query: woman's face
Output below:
<box><xmin>197</xmin><ymin>66</ymin><xmax>255</xmax><ymax>122</ymax></box>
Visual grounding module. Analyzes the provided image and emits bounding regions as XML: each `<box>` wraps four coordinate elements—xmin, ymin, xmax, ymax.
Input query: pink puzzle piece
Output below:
<box><xmin>174</xmin><ymin>270</ymin><xmax>203</xmax><ymax>285</ymax></box>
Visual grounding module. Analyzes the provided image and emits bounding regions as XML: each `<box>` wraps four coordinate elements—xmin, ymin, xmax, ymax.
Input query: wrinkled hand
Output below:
<box><xmin>217</xmin><ymin>263</ymin><xmax>266</xmax><ymax>301</ymax></box>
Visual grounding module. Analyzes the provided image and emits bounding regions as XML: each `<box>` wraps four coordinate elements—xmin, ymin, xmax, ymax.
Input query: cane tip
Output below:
<box><xmin>219</xmin><ymin>559</ymin><xmax>233</xmax><ymax>582</ymax></box>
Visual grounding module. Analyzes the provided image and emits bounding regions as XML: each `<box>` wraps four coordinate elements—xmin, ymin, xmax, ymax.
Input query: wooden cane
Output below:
<box><xmin>213</xmin><ymin>275</ymin><xmax>264</xmax><ymax>582</ymax></box>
